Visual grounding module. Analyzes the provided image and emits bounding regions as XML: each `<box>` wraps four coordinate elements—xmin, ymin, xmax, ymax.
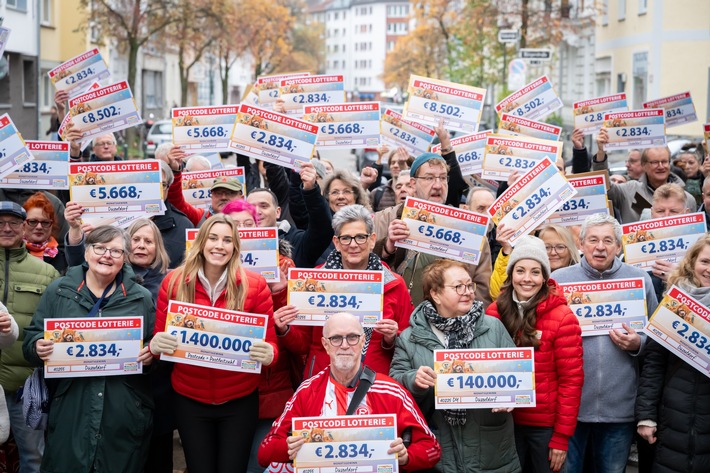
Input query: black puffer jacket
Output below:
<box><xmin>636</xmin><ymin>338</ymin><xmax>710</xmax><ymax>473</ymax></box>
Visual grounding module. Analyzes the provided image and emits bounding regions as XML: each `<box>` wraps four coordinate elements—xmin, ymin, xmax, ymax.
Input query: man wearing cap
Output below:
<box><xmin>551</xmin><ymin>213</ymin><xmax>656</xmax><ymax>473</ymax></box>
<box><xmin>164</xmin><ymin>170</ymin><xmax>244</xmax><ymax>227</ymax></box>
<box><xmin>373</xmin><ymin>126</ymin><xmax>492</xmax><ymax>306</ymax></box>
<box><xmin>0</xmin><ymin>202</ymin><xmax>59</xmax><ymax>473</ymax></box>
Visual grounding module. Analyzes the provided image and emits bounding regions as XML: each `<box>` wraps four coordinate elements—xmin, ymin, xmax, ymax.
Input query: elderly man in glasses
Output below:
<box><xmin>258</xmin><ymin>312</ymin><xmax>441</xmax><ymax>471</ymax></box>
<box><xmin>0</xmin><ymin>202</ymin><xmax>59</xmax><ymax>473</ymax></box>
<box><xmin>65</xmin><ymin>121</ymin><xmax>121</xmax><ymax>163</ymax></box>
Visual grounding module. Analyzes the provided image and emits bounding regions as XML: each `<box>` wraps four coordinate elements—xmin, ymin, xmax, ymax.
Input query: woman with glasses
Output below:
<box><xmin>323</xmin><ymin>170</ymin><xmax>371</xmax><ymax>214</ymax></box>
<box><xmin>390</xmin><ymin>258</ymin><xmax>521</xmax><ymax>473</ymax></box>
<box><xmin>490</xmin><ymin>224</ymin><xmax>579</xmax><ymax>300</ymax></box>
<box><xmin>274</xmin><ymin>204</ymin><xmax>413</xmax><ymax>378</ymax></box>
<box><xmin>22</xmin><ymin>192</ymin><xmax>66</xmax><ymax>274</ymax></box>
<box><xmin>149</xmin><ymin>214</ymin><xmax>277</xmax><ymax>473</ymax></box>
<box><xmin>23</xmin><ymin>225</ymin><xmax>156</xmax><ymax>472</ymax></box>
<box><xmin>486</xmin><ymin>236</ymin><xmax>583</xmax><ymax>473</ymax></box>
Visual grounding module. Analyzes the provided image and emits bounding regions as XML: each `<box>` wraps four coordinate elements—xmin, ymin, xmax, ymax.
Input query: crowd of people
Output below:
<box><xmin>0</xmin><ymin>86</ymin><xmax>708</xmax><ymax>473</ymax></box>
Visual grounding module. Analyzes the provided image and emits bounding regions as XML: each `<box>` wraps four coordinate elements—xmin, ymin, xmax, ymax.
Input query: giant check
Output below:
<box><xmin>44</xmin><ymin>317</ymin><xmax>143</xmax><ymax>378</ymax></box>
<box><xmin>0</xmin><ymin>114</ymin><xmax>33</xmax><ymax>180</ymax></box>
<box><xmin>287</xmin><ymin>269</ymin><xmax>384</xmax><ymax>327</ymax></box>
<box><xmin>488</xmin><ymin>157</ymin><xmax>576</xmax><ymax>245</ymax></box>
<box><xmin>481</xmin><ymin>134</ymin><xmax>563</xmax><ymax>181</ymax></box>
<box><xmin>396</xmin><ymin>197</ymin><xmax>489</xmax><ymax>265</ymax></box>
<box><xmin>0</xmin><ymin>141</ymin><xmax>70</xmax><ymax>190</ymax></box>
<box><xmin>573</xmin><ymin>93</ymin><xmax>628</xmax><ymax>134</ymax></box>
<box><xmin>434</xmin><ymin>348</ymin><xmax>536</xmax><ymax>409</ymax></box>
<box><xmin>229</xmin><ymin>104</ymin><xmax>318</xmax><ymax>170</ymax></box>
<box><xmin>172</xmin><ymin>105</ymin><xmax>239</xmax><ymax>152</ymax></box>
<box><xmin>293</xmin><ymin>415</ymin><xmax>398</xmax><ymax>473</ymax></box>
<box><xmin>48</xmin><ymin>48</ymin><xmax>111</xmax><ymax>97</ymax></box>
<box><xmin>643</xmin><ymin>91</ymin><xmax>698</xmax><ymax>128</ymax></box>
<box><xmin>603</xmin><ymin>109</ymin><xmax>666</xmax><ymax>150</ymax></box>
<box><xmin>622</xmin><ymin>213</ymin><xmax>707</xmax><ymax>269</ymax></box>
<box><xmin>498</xmin><ymin>114</ymin><xmax>562</xmax><ymax>141</ymax></box>
<box><xmin>404</xmin><ymin>75</ymin><xmax>486</xmax><ymax>132</ymax></box>
<box><xmin>181</xmin><ymin>167</ymin><xmax>246</xmax><ymax>210</ymax></box>
<box><xmin>279</xmin><ymin>75</ymin><xmax>346</xmax><ymax>115</ymax></box>
<box><xmin>68</xmin><ymin>81</ymin><xmax>143</xmax><ymax>144</ymax></box>
<box><xmin>496</xmin><ymin>75</ymin><xmax>563</xmax><ymax>121</ymax></box>
<box><xmin>646</xmin><ymin>286</ymin><xmax>710</xmax><ymax>378</ymax></box>
<box><xmin>304</xmin><ymin>102</ymin><xmax>381</xmax><ymax>149</ymax></box>
<box><xmin>380</xmin><ymin>108</ymin><xmax>436</xmax><ymax>156</ymax></box>
<box><xmin>544</xmin><ymin>171</ymin><xmax>610</xmax><ymax>226</ymax></box>
<box><xmin>431</xmin><ymin>130</ymin><xmax>491</xmax><ymax>177</ymax></box>
<box><xmin>558</xmin><ymin>278</ymin><xmax>648</xmax><ymax>336</ymax></box>
<box><xmin>248</xmin><ymin>72</ymin><xmax>310</xmax><ymax>109</ymax></box>
<box><xmin>162</xmin><ymin>301</ymin><xmax>268</xmax><ymax>373</ymax></box>
<box><xmin>69</xmin><ymin>160</ymin><xmax>164</xmax><ymax>219</ymax></box>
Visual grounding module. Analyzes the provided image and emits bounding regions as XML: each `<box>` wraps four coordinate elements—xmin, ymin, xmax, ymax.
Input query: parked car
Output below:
<box><xmin>144</xmin><ymin>120</ymin><xmax>172</xmax><ymax>158</ymax></box>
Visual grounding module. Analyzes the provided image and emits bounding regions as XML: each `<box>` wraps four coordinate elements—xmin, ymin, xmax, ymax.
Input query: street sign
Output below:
<box><xmin>520</xmin><ymin>49</ymin><xmax>552</xmax><ymax>61</ymax></box>
<box><xmin>529</xmin><ymin>60</ymin><xmax>543</xmax><ymax>65</ymax></box>
<box><xmin>498</xmin><ymin>30</ymin><xmax>519</xmax><ymax>44</ymax></box>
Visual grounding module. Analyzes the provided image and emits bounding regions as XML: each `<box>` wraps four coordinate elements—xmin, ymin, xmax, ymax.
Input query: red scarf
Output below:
<box><xmin>25</xmin><ymin>236</ymin><xmax>59</xmax><ymax>259</ymax></box>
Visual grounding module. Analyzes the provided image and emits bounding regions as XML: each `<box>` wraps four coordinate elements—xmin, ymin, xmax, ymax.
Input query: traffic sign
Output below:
<box><xmin>508</xmin><ymin>59</ymin><xmax>527</xmax><ymax>91</ymax></box>
<box><xmin>498</xmin><ymin>30</ymin><xmax>519</xmax><ymax>44</ymax></box>
<box><xmin>520</xmin><ymin>49</ymin><xmax>552</xmax><ymax>61</ymax></box>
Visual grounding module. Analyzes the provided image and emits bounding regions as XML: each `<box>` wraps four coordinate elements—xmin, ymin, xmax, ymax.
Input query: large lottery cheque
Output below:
<box><xmin>488</xmin><ymin>157</ymin><xmax>576</xmax><ymax>245</ymax></box>
<box><xmin>246</xmin><ymin>72</ymin><xmax>310</xmax><ymax>109</ymax></box>
<box><xmin>404</xmin><ymin>75</ymin><xmax>486</xmax><ymax>132</ymax></box>
<box><xmin>69</xmin><ymin>160</ymin><xmax>164</xmax><ymax>219</ymax></box>
<box><xmin>622</xmin><ymin>213</ymin><xmax>707</xmax><ymax>269</ymax></box>
<box><xmin>162</xmin><ymin>301</ymin><xmax>268</xmax><ymax>373</ymax></box>
<box><xmin>293</xmin><ymin>415</ymin><xmax>398</xmax><ymax>473</ymax></box>
<box><xmin>573</xmin><ymin>93</ymin><xmax>628</xmax><ymax>134</ymax></box>
<box><xmin>229</xmin><ymin>104</ymin><xmax>318</xmax><ymax>170</ymax></box>
<box><xmin>496</xmin><ymin>75</ymin><xmax>563</xmax><ymax>121</ymax></box>
<box><xmin>185</xmin><ymin>227</ymin><xmax>279</xmax><ymax>282</ymax></box>
<box><xmin>0</xmin><ymin>114</ymin><xmax>33</xmax><ymax>180</ymax></box>
<box><xmin>48</xmin><ymin>48</ymin><xmax>111</xmax><ymax>97</ymax></box>
<box><xmin>380</xmin><ymin>108</ymin><xmax>436</xmax><ymax>156</ymax></box>
<box><xmin>280</xmin><ymin>75</ymin><xmax>346</xmax><ymax>115</ymax></box>
<box><xmin>181</xmin><ymin>167</ymin><xmax>246</xmax><ymax>210</ymax></box>
<box><xmin>396</xmin><ymin>197</ymin><xmax>489</xmax><ymax>265</ymax></box>
<box><xmin>603</xmin><ymin>109</ymin><xmax>666</xmax><ymax>151</ymax></box>
<box><xmin>558</xmin><ymin>278</ymin><xmax>647</xmax><ymax>336</ymax></box>
<box><xmin>304</xmin><ymin>102</ymin><xmax>381</xmax><ymax>149</ymax></box>
<box><xmin>434</xmin><ymin>348</ymin><xmax>536</xmax><ymax>409</ymax></box>
<box><xmin>646</xmin><ymin>286</ymin><xmax>710</xmax><ymax>378</ymax></box>
<box><xmin>287</xmin><ymin>269</ymin><xmax>384</xmax><ymax>327</ymax></box>
<box><xmin>68</xmin><ymin>81</ymin><xmax>143</xmax><ymax>144</ymax></box>
<box><xmin>172</xmin><ymin>105</ymin><xmax>238</xmax><ymax>152</ymax></box>
<box><xmin>481</xmin><ymin>134</ymin><xmax>563</xmax><ymax>181</ymax></box>
<box><xmin>431</xmin><ymin>130</ymin><xmax>491</xmax><ymax>177</ymax></box>
<box><xmin>0</xmin><ymin>141</ymin><xmax>69</xmax><ymax>190</ymax></box>
<box><xmin>44</xmin><ymin>317</ymin><xmax>143</xmax><ymax>378</ymax></box>
<box><xmin>498</xmin><ymin>114</ymin><xmax>562</xmax><ymax>141</ymax></box>
<box><xmin>544</xmin><ymin>171</ymin><xmax>611</xmax><ymax>226</ymax></box>
<box><xmin>643</xmin><ymin>91</ymin><xmax>698</xmax><ymax>128</ymax></box>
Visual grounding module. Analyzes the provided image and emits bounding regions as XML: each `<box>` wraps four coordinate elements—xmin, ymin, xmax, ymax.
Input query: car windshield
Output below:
<box><xmin>151</xmin><ymin>123</ymin><xmax>172</xmax><ymax>135</ymax></box>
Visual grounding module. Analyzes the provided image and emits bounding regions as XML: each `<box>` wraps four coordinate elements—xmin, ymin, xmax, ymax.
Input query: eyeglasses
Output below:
<box><xmin>0</xmin><ymin>220</ymin><xmax>23</xmax><ymax>229</ymax></box>
<box><xmin>545</xmin><ymin>244</ymin><xmax>568</xmax><ymax>254</ymax></box>
<box><xmin>26</xmin><ymin>219</ymin><xmax>53</xmax><ymax>229</ymax></box>
<box><xmin>336</xmin><ymin>233</ymin><xmax>370</xmax><ymax>245</ymax></box>
<box><xmin>646</xmin><ymin>160</ymin><xmax>670</xmax><ymax>167</ymax></box>
<box><xmin>90</xmin><ymin>244</ymin><xmax>125</xmax><ymax>258</ymax></box>
<box><xmin>584</xmin><ymin>237</ymin><xmax>617</xmax><ymax>247</ymax></box>
<box><xmin>235</xmin><ymin>220</ymin><xmax>256</xmax><ymax>228</ymax></box>
<box><xmin>94</xmin><ymin>141</ymin><xmax>116</xmax><ymax>147</ymax></box>
<box><xmin>329</xmin><ymin>189</ymin><xmax>354</xmax><ymax>197</ymax></box>
<box><xmin>415</xmin><ymin>175</ymin><xmax>449</xmax><ymax>184</ymax></box>
<box><xmin>326</xmin><ymin>334</ymin><xmax>362</xmax><ymax>347</ymax></box>
<box><xmin>446</xmin><ymin>283</ymin><xmax>476</xmax><ymax>295</ymax></box>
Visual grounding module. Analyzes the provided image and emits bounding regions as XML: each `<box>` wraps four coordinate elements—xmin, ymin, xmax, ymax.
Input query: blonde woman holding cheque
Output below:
<box><xmin>149</xmin><ymin>214</ymin><xmax>278</xmax><ymax>473</ymax></box>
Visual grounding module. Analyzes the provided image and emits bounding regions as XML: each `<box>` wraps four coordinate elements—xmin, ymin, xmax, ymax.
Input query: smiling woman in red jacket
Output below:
<box><xmin>150</xmin><ymin>214</ymin><xmax>278</xmax><ymax>473</ymax></box>
<box><xmin>486</xmin><ymin>236</ymin><xmax>583</xmax><ymax>473</ymax></box>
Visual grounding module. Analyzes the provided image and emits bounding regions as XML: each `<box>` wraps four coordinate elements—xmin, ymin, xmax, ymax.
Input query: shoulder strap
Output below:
<box><xmin>346</xmin><ymin>366</ymin><xmax>376</xmax><ymax>415</ymax></box>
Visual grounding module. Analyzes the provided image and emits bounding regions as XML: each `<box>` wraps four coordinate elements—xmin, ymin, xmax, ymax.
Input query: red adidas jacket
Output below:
<box><xmin>155</xmin><ymin>268</ymin><xmax>277</xmax><ymax>404</ymax></box>
<box><xmin>486</xmin><ymin>279</ymin><xmax>584</xmax><ymax>451</ymax></box>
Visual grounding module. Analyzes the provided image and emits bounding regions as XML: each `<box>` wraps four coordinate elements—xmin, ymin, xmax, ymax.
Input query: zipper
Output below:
<box><xmin>308</xmin><ymin>355</ymin><xmax>316</xmax><ymax>378</ymax></box>
<box><xmin>2</xmin><ymin>248</ymin><xmax>8</xmax><ymax>304</ymax></box>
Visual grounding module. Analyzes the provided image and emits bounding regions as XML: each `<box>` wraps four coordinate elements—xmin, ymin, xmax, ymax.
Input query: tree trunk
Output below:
<box><xmin>520</xmin><ymin>0</ymin><xmax>529</xmax><ymax>49</ymax></box>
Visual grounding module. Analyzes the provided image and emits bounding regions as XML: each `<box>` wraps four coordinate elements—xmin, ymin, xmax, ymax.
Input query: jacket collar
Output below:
<box><xmin>1</xmin><ymin>244</ymin><xmax>29</xmax><ymax>262</ymax></box>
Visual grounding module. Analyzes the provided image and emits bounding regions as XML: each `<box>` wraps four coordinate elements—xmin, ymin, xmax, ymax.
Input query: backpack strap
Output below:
<box><xmin>346</xmin><ymin>366</ymin><xmax>376</xmax><ymax>415</ymax></box>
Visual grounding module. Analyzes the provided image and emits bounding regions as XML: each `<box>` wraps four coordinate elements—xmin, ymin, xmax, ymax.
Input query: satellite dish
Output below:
<box><xmin>0</xmin><ymin>56</ymin><xmax>8</xmax><ymax>80</ymax></box>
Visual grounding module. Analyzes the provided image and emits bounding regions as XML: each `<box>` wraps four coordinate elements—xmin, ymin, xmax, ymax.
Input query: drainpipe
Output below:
<box><xmin>36</xmin><ymin>0</ymin><xmax>41</xmax><ymax>139</ymax></box>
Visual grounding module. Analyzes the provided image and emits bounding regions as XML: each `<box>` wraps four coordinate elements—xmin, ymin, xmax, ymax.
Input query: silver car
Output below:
<box><xmin>144</xmin><ymin>120</ymin><xmax>172</xmax><ymax>158</ymax></box>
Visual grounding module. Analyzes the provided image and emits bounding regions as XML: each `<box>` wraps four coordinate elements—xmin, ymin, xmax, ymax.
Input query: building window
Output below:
<box><xmin>143</xmin><ymin>70</ymin><xmax>163</xmax><ymax>109</ymax></box>
<box><xmin>40</xmin><ymin>69</ymin><xmax>52</xmax><ymax>110</ymax></box>
<box><xmin>334</xmin><ymin>12</ymin><xmax>339</xmax><ymax>20</ymax></box>
<box><xmin>632</xmin><ymin>52</ymin><xmax>648</xmax><ymax>107</ymax></box>
<box><xmin>7</xmin><ymin>0</ymin><xmax>28</xmax><ymax>12</ymax></box>
<box><xmin>342</xmin><ymin>44</ymin><xmax>346</xmax><ymax>52</ymax></box>
<box><xmin>23</xmin><ymin>58</ymin><xmax>36</xmax><ymax>106</ymax></box>
<box><xmin>41</xmin><ymin>0</ymin><xmax>53</xmax><ymax>25</ymax></box>
<box><xmin>387</xmin><ymin>41</ymin><xmax>395</xmax><ymax>51</ymax></box>
<box><xmin>0</xmin><ymin>63</ymin><xmax>9</xmax><ymax>106</ymax></box>
<box><xmin>638</xmin><ymin>0</ymin><xmax>648</xmax><ymax>14</ymax></box>
<box><xmin>334</xmin><ymin>44</ymin><xmax>339</xmax><ymax>53</ymax></box>
<box><xmin>618</xmin><ymin>0</ymin><xmax>626</xmax><ymax>20</ymax></box>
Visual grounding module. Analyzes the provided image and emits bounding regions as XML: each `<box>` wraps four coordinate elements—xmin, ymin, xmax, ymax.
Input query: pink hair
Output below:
<box><xmin>222</xmin><ymin>199</ymin><xmax>258</xmax><ymax>221</ymax></box>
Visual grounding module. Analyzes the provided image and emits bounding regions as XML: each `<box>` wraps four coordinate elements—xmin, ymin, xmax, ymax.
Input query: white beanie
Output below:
<box><xmin>507</xmin><ymin>235</ymin><xmax>551</xmax><ymax>276</ymax></box>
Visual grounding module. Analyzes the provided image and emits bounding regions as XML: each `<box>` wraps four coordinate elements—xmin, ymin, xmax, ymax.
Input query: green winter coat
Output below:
<box><xmin>0</xmin><ymin>245</ymin><xmax>59</xmax><ymax>393</ymax></box>
<box><xmin>390</xmin><ymin>303</ymin><xmax>521</xmax><ymax>473</ymax></box>
<box><xmin>23</xmin><ymin>264</ymin><xmax>156</xmax><ymax>473</ymax></box>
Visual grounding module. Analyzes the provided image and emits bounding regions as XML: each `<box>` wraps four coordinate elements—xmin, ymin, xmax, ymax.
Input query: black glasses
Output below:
<box><xmin>326</xmin><ymin>334</ymin><xmax>362</xmax><ymax>347</ymax></box>
<box><xmin>446</xmin><ymin>283</ymin><xmax>476</xmax><ymax>295</ymax></box>
<box><xmin>414</xmin><ymin>175</ymin><xmax>449</xmax><ymax>184</ymax></box>
<box><xmin>26</xmin><ymin>219</ymin><xmax>53</xmax><ymax>229</ymax></box>
<box><xmin>336</xmin><ymin>234</ymin><xmax>370</xmax><ymax>245</ymax></box>
<box><xmin>0</xmin><ymin>220</ymin><xmax>23</xmax><ymax>229</ymax></box>
<box><xmin>90</xmin><ymin>244</ymin><xmax>125</xmax><ymax>258</ymax></box>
